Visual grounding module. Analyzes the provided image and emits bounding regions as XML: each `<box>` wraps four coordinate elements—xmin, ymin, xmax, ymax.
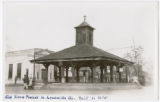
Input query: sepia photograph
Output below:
<box><xmin>2</xmin><ymin>0</ymin><xmax>159</xmax><ymax>101</ymax></box>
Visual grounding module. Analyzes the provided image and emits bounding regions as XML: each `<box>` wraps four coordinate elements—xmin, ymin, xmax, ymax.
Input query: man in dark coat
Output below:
<box><xmin>23</xmin><ymin>75</ymin><xmax>28</xmax><ymax>89</ymax></box>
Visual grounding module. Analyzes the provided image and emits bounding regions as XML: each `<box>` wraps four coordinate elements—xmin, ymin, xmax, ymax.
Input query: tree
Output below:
<box><xmin>124</xmin><ymin>46</ymin><xmax>145</xmax><ymax>85</ymax></box>
<box><xmin>124</xmin><ymin>46</ymin><xmax>143</xmax><ymax>64</ymax></box>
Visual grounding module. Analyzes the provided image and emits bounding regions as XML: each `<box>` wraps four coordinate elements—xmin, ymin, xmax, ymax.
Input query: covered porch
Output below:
<box><xmin>33</xmin><ymin>58</ymin><xmax>132</xmax><ymax>84</ymax></box>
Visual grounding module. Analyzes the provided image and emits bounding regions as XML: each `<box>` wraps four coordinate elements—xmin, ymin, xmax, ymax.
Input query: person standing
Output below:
<box><xmin>26</xmin><ymin>75</ymin><xmax>29</xmax><ymax>86</ymax></box>
<box><xmin>14</xmin><ymin>76</ymin><xmax>17</xmax><ymax>85</ymax></box>
<box><xmin>23</xmin><ymin>75</ymin><xmax>28</xmax><ymax>90</ymax></box>
<box><xmin>28</xmin><ymin>76</ymin><xmax>33</xmax><ymax>89</ymax></box>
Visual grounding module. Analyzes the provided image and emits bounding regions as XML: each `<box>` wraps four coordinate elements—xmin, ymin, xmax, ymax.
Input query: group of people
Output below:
<box><xmin>23</xmin><ymin>75</ymin><xmax>33</xmax><ymax>90</ymax></box>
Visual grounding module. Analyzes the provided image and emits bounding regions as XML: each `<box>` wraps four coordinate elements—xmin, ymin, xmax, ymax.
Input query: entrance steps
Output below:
<box><xmin>37</xmin><ymin>83</ymin><xmax>141</xmax><ymax>90</ymax></box>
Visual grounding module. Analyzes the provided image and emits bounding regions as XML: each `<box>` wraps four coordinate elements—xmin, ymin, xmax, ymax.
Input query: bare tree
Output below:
<box><xmin>124</xmin><ymin>46</ymin><xmax>146</xmax><ymax>85</ymax></box>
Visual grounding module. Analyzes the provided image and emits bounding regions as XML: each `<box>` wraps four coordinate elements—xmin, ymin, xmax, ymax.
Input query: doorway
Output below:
<box><xmin>41</xmin><ymin>69</ymin><xmax>47</xmax><ymax>83</ymax></box>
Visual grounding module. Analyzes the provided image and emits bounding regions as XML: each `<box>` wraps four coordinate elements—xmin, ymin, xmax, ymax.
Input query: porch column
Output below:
<box><xmin>118</xmin><ymin>67</ymin><xmax>122</xmax><ymax>83</ymax></box>
<box><xmin>71</xmin><ymin>64</ymin><xmax>76</xmax><ymax>83</ymax></box>
<box><xmin>71</xmin><ymin>67</ymin><xmax>75</xmax><ymax>82</ymax></box>
<box><xmin>107</xmin><ymin>66</ymin><xmax>111</xmax><ymax>82</ymax></box>
<box><xmin>90</xmin><ymin>67</ymin><xmax>93</xmax><ymax>83</ymax></box>
<box><xmin>43</xmin><ymin>63</ymin><xmax>49</xmax><ymax>84</ymax></box>
<box><xmin>54</xmin><ymin>66</ymin><xmax>58</xmax><ymax>82</ymax></box>
<box><xmin>110</xmin><ymin>65</ymin><xmax>113</xmax><ymax>82</ymax></box>
<box><xmin>58</xmin><ymin>62</ymin><xmax>65</xmax><ymax>83</ymax></box>
<box><xmin>66</xmin><ymin>67</ymin><xmax>69</xmax><ymax>83</ymax></box>
<box><xmin>104</xmin><ymin>67</ymin><xmax>107</xmax><ymax>82</ymax></box>
<box><xmin>59</xmin><ymin>66</ymin><xmax>61</xmax><ymax>82</ymax></box>
<box><xmin>76</xmin><ymin>66</ymin><xmax>80</xmax><ymax>82</ymax></box>
<box><xmin>100</xmin><ymin>66</ymin><xmax>104</xmax><ymax>83</ymax></box>
<box><xmin>116</xmin><ymin>66</ymin><xmax>119</xmax><ymax>83</ymax></box>
<box><xmin>61</xmin><ymin>66</ymin><xmax>65</xmax><ymax>83</ymax></box>
<box><xmin>90</xmin><ymin>63</ymin><xmax>96</xmax><ymax>83</ymax></box>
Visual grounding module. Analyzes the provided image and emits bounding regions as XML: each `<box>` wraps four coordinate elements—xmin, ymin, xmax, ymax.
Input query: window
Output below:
<box><xmin>50</xmin><ymin>73</ymin><xmax>52</xmax><ymax>79</ymax></box>
<box><xmin>82</xmin><ymin>33</ymin><xmax>86</xmax><ymax>43</ymax></box>
<box><xmin>8</xmin><ymin>64</ymin><xmax>13</xmax><ymax>79</ymax></box>
<box><xmin>37</xmin><ymin>72</ymin><xmax>39</xmax><ymax>80</ymax></box>
<box><xmin>17</xmin><ymin>63</ymin><xmax>22</xmax><ymax>79</ymax></box>
<box><xmin>88</xmin><ymin>32</ymin><xmax>92</xmax><ymax>43</ymax></box>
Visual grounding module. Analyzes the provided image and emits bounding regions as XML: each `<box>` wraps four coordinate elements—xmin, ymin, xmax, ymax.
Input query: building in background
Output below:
<box><xmin>5</xmin><ymin>48</ymin><xmax>55</xmax><ymax>85</ymax></box>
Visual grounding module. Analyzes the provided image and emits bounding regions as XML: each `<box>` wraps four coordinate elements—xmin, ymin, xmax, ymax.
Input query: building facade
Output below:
<box><xmin>5</xmin><ymin>48</ymin><xmax>55</xmax><ymax>85</ymax></box>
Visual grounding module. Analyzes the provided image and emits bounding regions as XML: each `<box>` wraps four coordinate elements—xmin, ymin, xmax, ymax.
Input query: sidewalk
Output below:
<box><xmin>5</xmin><ymin>83</ymin><xmax>141</xmax><ymax>94</ymax></box>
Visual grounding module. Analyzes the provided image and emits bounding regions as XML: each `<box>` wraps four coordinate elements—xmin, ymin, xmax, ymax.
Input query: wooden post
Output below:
<box><xmin>61</xmin><ymin>66</ymin><xmax>65</xmax><ymax>83</ymax></box>
<box><xmin>90</xmin><ymin>63</ymin><xmax>97</xmax><ymax>83</ymax></box>
<box><xmin>66</xmin><ymin>67</ymin><xmax>69</xmax><ymax>83</ymax></box>
<box><xmin>54</xmin><ymin>66</ymin><xmax>58</xmax><ymax>82</ymax></box>
<box><xmin>46</xmin><ymin>67</ymin><xmax>48</xmax><ymax>83</ymax></box>
<box><xmin>100</xmin><ymin>66</ymin><xmax>104</xmax><ymax>83</ymax></box>
<box><xmin>71</xmin><ymin>67</ymin><xmax>75</xmax><ymax>83</ymax></box>
<box><xmin>90</xmin><ymin>67</ymin><xmax>93</xmax><ymax>83</ymax></box>
<box><xmin>58</xmin><ymin>62</ymin><xmax>65</xmax><ymax>83</ymax></box>
<box><xmin>59</xmin><ymin>66</ymin><xmax>61</xmax><ymax>82</ymax></box>
<box><xmin>71</xmin><ymin>64</ymin><xmax>76</xmax><ymax>83</ymax></box>
<box><xmin>118</xmin><ymin>67</ymin><xmax>122</xmax><ymax>83</ymax></box>
<box><xmin>104</xmin><ymin>67</ymin><xmax>107</xmax><ymax>83</ymax></box>
<box><xmin>43</xmin><ymin>63</ymin><xmax>49</xmax><ymax>84</ymax></box>
<box><xmin>76</xmin><ymin>67</ymin><xmax>80</xmax><ymax>82</ymax></box>
<box><xmin>33</xmin><ymin>49</ymin><xmax>36</xmax><ymax>85</ymax></box>
<box><xmin>110</xmin><ymin>65</ymin><xmax>113</xmax><ymax>82</ymax></box>
<box><xmin>116</xmin><ymin>66</ymin><xmax>119</xmax><ymax>82</ymax></box>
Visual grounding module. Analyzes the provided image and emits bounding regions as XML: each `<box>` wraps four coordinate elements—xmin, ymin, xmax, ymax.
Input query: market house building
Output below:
<box><xmin>32</xmin><ymin>17</ymin><xmax>133</xmax><ymax>84</ymax></box>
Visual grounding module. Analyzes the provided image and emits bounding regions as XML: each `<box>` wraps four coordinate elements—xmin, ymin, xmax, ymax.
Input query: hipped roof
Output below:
<box><xmin>75</xmin><ymin>21</ymin><xmax>95</xmax><ymax>29</ymax></box>
<box><xmin>35</xmin><ymin>44</ymin><xmax>132</xmax><ymax>64</ymax></box>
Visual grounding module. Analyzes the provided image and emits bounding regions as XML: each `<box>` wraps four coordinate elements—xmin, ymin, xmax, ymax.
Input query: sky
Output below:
<box><xmin>3</xmin><ymin>1</ymin><xmax>158</xmax><ymax>69</ymax></box>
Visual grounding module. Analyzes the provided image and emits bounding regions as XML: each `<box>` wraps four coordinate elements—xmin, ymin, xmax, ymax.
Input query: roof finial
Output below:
<box><xmin>83</xmin><ymin>15</ymin><xmax>86</xmax><ymax>22</ymax></box>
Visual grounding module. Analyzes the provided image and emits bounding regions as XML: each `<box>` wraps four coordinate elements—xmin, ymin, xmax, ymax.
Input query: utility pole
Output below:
<box><xmin>33</xmin><ymin>48</ymin><xmax>36</xmax><ymax>86</ymax></box>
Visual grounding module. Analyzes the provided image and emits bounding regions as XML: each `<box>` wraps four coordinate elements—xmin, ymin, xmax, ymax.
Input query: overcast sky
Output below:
<box><xmin>3</xmin><ymin>1</ymin><xmax>158</xmax><ymax>66</ymax></box>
